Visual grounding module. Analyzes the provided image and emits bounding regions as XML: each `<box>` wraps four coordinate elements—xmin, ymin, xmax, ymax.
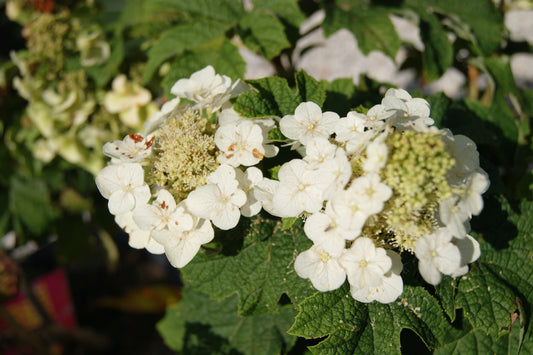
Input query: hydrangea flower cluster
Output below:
<box><xmin>95</xmin><ymin>66</ymin><xmax>489</xmax><ymax>304</ymax></box>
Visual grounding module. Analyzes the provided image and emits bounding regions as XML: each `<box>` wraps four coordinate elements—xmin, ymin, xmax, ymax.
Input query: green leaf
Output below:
<box><xmin>181</xmin><ymin>217</ymin><xmax>315</xmax><ymax>315</ymax></box>
<box><xmin>85</xmin><ymin>33</ymin><xmax>125</xmax><ymax>87</ymax></box>
<box><xmin>418</xmin><ymin>12</ymin><xmax>453</xmax><ymax>82</ymax></box>
<box><xmin>290</xmin><ymin>285</ymin><xmax>453</xmax><ymax>354</ymax></box>
<box><xmin>435</xmin><ymin>317</ymin><xmax>523</xmax><ymax>355</ymax></box>
<box><xmin>455</xmin><ymin>267</ymin><xmax>518</xmax><ymax>337</ymax></box>
<box><xmin>161</xmin><ymin>37</ymin><xmax>246</xmax><ymax>95</ymax></box>
<box><xmin>323</xmin><ymin>1</ymin><xmax>401</xmax><ymax>59</ymax></box>
<box><xmin>253</xmin><ymin>0</ymin><xmax>305</xmax><ymax>28</ymax></box>
<box><xmin>322</xmin><ymin>78</ymin><xmax>356</xmax><ymax>114</ymax></box>
<box><xmin>8</xmin><ymin>178</ymin><xmax>58</xmax><ymax>235</ymax></box>
<box><xmin>406</xmin><ymin>0</ymin><xmax>503</xmax><ymax>56</ymax></box>
<box><xmin>152</xmin><ymin>0</ymin><xmax>245</xmax><ymax>24</ymax></box>
<box><xmin>267</xmin><ymin>127</ymin><xmax>289</xmax><ymax>142</ymax></box>
<box><xmin>157</xmin><ymin>286</ymin><xmax>297</xmax><ymax>355</ymax></box>
<box><xmin>281</xmin><ymin>217</ymin><xmax>299</xmax><ymax>231</ymax></box>
<box><xmin>295</xmin><ymin>70</ymin><xmax>326</xmax><ymax>107</ymax></box>
<box><xmin>484</xmin><ymin>56</ymin><xmax>519</xmax><ymax>96</ymax></box>
<box><xmin>238</xmin><ymin>10</ymin><xmax>290</xmax><ymax>60</ymax></box>
<box><xmin>233</xmin><ymin>77</ymin><xmax>300</xmax><ymax>118</ymax></box>
<box><xmin>464</xmin><ymin>98</ymin><xmax>519</xmax><ymax>143</ymax></box>
<box><xmin>142</xmin><ymin>20</ymin><xmax>231</xmax><ymax>83</ymax></box>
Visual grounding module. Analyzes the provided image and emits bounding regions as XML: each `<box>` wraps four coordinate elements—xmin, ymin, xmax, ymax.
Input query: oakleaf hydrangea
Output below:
<box><xmin>95</xmin><ymin>67</ymin><xmax>489</xmax><ymax>305</ymax></box>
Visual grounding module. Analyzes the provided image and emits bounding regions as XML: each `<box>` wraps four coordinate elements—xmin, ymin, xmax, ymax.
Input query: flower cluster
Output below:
<box><xmin>96</xmin><ymin>66</ymin><xmax>489</xmax><ymax>304</ymax></box>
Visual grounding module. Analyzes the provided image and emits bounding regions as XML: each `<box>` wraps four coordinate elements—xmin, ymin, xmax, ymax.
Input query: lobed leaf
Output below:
<box><xmin>238</xmin><ymin>10</ymin><xmax>290</xmax><ymax>60</ymax></box>
<box><xmin>290</xmin><ymin>284</ymin><xmax>454</xmax><ymax>354</ymax></box>
<box><xmin>322</xmin><ymin>1</ymin><xmax>401</xmax><ymax>59</ymax></box>
<box><xmin>157</xmin><ymin>286</ymin><xmax>297</xmax><ymax>355</ymax></box>
<box><xmin>233</xmin><ymin>77</ymin><xmax>300</xmax><ymax>118</ymax></box>
<box><xmin>181</xmin><ymin>217</ymin><xmax>315</xmax><ymax>316</ymax></box>
<box><xmin>142</xmin><ymin>20</ymin><xmax>231</xmax><ymax>83</ymax></box>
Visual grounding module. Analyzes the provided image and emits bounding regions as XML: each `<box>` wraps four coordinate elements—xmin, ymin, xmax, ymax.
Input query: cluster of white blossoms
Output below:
<box><xmin>95</xmin><ymin>66</ymin><xmax>489</xmax><ymax>304</ymax></box>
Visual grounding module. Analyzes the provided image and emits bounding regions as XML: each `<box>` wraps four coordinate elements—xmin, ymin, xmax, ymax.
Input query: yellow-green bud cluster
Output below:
<box><xmin>367</xmin><ymin>130</ymin><xmax>455</xmax><ymax>251</ymax></box>
<box><xmin>147</xmin><ymin>108</ymin><xmax>219</xmax><ymax>200</ymax></box>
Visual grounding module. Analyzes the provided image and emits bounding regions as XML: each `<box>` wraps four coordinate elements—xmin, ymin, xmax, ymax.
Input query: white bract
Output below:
<box><xmin>340</xmin><ymin>237</ymin><xmax>392</xmax><ymax>290</ymax></box>
<box><xmin>215</xmin><ymin>120</ymin><xmax>266</xmax><ymax>167</ymax></box>
<box><xmin>95</xmin><ymin>163</ymin><xmax>151</xmax><ymax>215</ymax></box>
<box><xmin>170</xmin><ymin>65</ymin><xmax>244</xmax><ymax>112</ymax></box>
<box><xmin>152</xmin><ymin>207</ymin><xmax>215</xmax><ymax>268</ymax></box>
<box><xmin>414</xmin><ymin>228</ymin><xmax>462</xmax><ymax>285</ymax></box>
<box><xmin>280</xmin><ymin>101</ymin><xmax>339</xmax><ymax>146</ymax></box>
<box><xmin>294</xmin><ymin>244</ymin><xmax>346</xmax><ymax>292</ymax></box>
<box><xmin>235</xmin><ymin>167</ymin><xmax>263</xmax><ymax>217</ymax></box>
<box><xmin>271</xmin><ymin>159</ymin><xmax>329</xmax><ymax>217</ymax></box>
<box><xmin>133</xmin><ymin>189</ymin><xmax>194</xmax><ymax>239</ymax></box>
<box><xmin>103</xmin><ymin>133</ymin><xmax>154</xmax><ymax>163</ymax></box>
<box><xmin>115</xmin><ymin>212</ymin><xmax>164</xmax><ymax>254</ymax></box>
<box><xmin>185</xmin><ymin>164</ymin><xmax>247</xmax><ymax>230</ymax></box>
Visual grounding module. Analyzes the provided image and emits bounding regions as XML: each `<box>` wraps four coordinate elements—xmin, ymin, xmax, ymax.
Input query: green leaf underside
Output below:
<box><xmin>9</xmin><ymin>178</ymin><xmax>58</xmax><ymax>235</ymax></box>
<box><xmin>253</xmin><ymin>0</ymin><xmax>305</xmax><ymax>28</ymax></box>
<box><xmin>295</xmin><ymin>70</ymin><xmax>326</xmax><ymax>107</ymax></box>
<box><xmin>418</xmin><ymin>12</ymin><xmax>453</xmax><ymax>83</ymax></box>
<box><xmin>152</xmin><ymin>0</ymin><xmax>245</xmax><ymax>24</ymax></box>
<box><xmin>238</xmin><ymin>10</ymin><xmax>290</xmax><ymax>60</ymax></box>
<box><xmin>290</xmin><ymin>284</ymin><xmax>453</xmax><ymax>354</ymax></box>
<box><xmin>157</xmin><ymin>287</ymin><xmax>297</xmax><ymax>355</ymax></box>
<box><xmin>142</xmin><ymin>20</ymin><xmax>231</xmax><ymax>83</ymax></box>
<box><xmin>323</xmin><ymin>2</ymin><xmax>401</xmax><ymax>59</ymax></box>
<box><xmin>406</xmin><ymin>0</ymin><xmax>503</xmax><ymax>56</ymax></box>
<box><xmin>181</xmin><ymin>217</ymin><xmax>315</xmax><ymax>316</ymax></box>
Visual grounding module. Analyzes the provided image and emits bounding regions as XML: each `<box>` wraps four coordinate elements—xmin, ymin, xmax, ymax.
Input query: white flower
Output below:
<box><xmin>349</xmin><ymin>250</ymin><xmax>403</xmax><ymax>304</ymax></box>
<box><xmin>334</xmin><ymin>112</ymin><xmax>376</xmax><ymax>154</ymax></box>
<box><xmin>95</xmin><ymin>163</ymin><xmax>151</xmax><ymax>215</ymax></box>
<box><xmin>340</xmin><ymin>237</ymin><xmax>392</xmax><ymax>290</ymax></box>
<box><xmin>170</xmin><ymin>65</ymin><xmax>244</xmax><ymax>112</ymax></box>
<box><xmin>280</xmin><ymin>101</ymin><xmax>339</xmax><ymax>145</ymax></box>
<box><xmin>414</xmin><ymin>228</ymin><xmax>462</xmax><ymax>285</ymax></box>
<box><xmin>438</xmin><ymin>197</ymin><xmax>470</xmax><ymax>238</ymax></box>
<box><xmin>103</xmin><ymin>133</ymin><xmax>154</xmax><ymax>163</ymax></box>
<box><xmin>441</xmin><ymin>130</ymin><xmax>481</xmax><ymax>182</ymax></box>
<box><xmin>235</xmin><ymin>167</ymin><xmax>263</xmax><ymax>217</ymax></box>
<box><xmin>320</xmin><ymin>148</ymin><xmax>352</xmax><ymax>200</ymax></box>
<box><xmin>272</xmin><ymin>159</ymin><xmax>329</xmax><ymax>217</ymax></box>
<box><xmin>347</xmin><ymin>173</ymin><xmax>392</xmax><ymax>215</ymax></box>
<box><xmin>186</xmin><ymin>164</ymin><xmax>246</xmax><ymax>230</ymax></box>
<box><xmin>458</xmin><ymin>171</ymin><xmax>490</xmax><ymax>216</ymax></box>
<box><xmin>294</xmin><ymin>244</ymin><xmax>346</xmax><ymax>292</ymax></box>
<box><xmin>152</xmin><ymin>207</ymin><xmax>215</xmax><ymax>268</ymax></box>
<box><xmin>104</xmin><ymin>75</ymin><xmax>152</xmax><ymax>127</ymax></box>
<box><xmin>329</xmin><ymin>189</ymin><xmax>369</xmax><ymax>238</ymax></box>
<box><xmin>382</xmin><ymin>88</ymin><xmax>434</xmax><ymax>131</ymax></box>
<box><xmin>303</xmin><ymin>209</ymin><xmax>351</xmax><ymax>255</ymax></box>
<box><xmin>253</xmin><ymin>178</ymin><xmax>285</xmax><ymax>217</ymax></box>
<box><xmin>218</xmin><ymin>108</ymin><xmax>279</xmax><ymax>158</ymax></box>
<box><xmin>133</xmin><ymin>189</ymin><xmax>194</xmax><ymax>238</ymax></box>
<box><xmin>215</xmin><ymin>120</ymin><xmax>266</xmax><ymax>167</ymax></box>
<box><xmin>303</xmin><ymin>137</ymin><xmax>336</xmax><ymax>168</ymax></box>
<box><xmin>115</xmin><ymin>212</ymin><xmax>164</xmax><ymax>254</ymax></box>
<box><xmin>450</xmin><ymin>234</ymin><xmax>481</xmax><ymax>277</ymax></box>
<box><xmin>363</xmin><ymin>136</ymin><xmax>388</xmax><ymax>173</ymax></box>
